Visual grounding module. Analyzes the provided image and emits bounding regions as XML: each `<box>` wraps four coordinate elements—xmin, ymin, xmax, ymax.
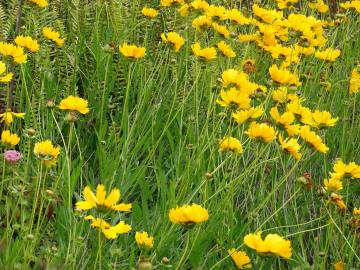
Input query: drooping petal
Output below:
<box><xmin>111</xmin><ymin>203</ymin><xmax>132</xmax><ymax>212</ymax></box>
<box><xmin>111</xmin><ymin>221</ymin><xmax>132</xmax><ymax>234</ymax></box>
<box><xmin>76</xmin><ymin>201</ymin><xmax>96</xmax><ymax>210</ymax></box>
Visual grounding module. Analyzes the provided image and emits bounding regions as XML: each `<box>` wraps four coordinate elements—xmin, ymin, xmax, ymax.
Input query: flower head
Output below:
<box><xmin>28</xmin><ymin>0</ymin><xmax>48</xmax><ymax>8</ymax></box>
<box><xmin>119</xmin><ymin>43</ymin><xmax>146</xmax><ymax>58</ymax></box>
<box><xmin>33</xmin><ymin>140</ymin><xmax>61</xmax><ymax>167</ymax></box>
<box><xmin>278</xmin><ymin>135</ymin><xmax>302</xmax><ymax>160</ymax></box>
<box><xmin>0</xmin><ymin>109</ymin><xmax>25</xmax><ymax>125</ymax></box>
<box><xmin>135</xmin><ymin>231</ymin><xmax>154</xmax><ymax>249</ymax></box>
<box><xmin>219</xmin><ymin>137</ymin><xmax>243</xmax><ymax>153</ymax></box>
<box><xmin>299</xmin><ymin>125</ymin><xmax>329</xmax><ymax>153</ymax></box>
<box><xmin>0</xmin><ymin>42</ymin><xmax>27</xmax><ymax>64</ymax></box>
<box><xmin>217</xmin><ymin>88</ymin><xmax>251</xmax><ymax>110</ymax></box>
<box><xmin>269</xmin><ymin>64</ymin><xmax>301</xmax><ymax>86</ymax></box>
<box><xmin>245</xmin><ymin>122</ymin><xmax>277</xmax><ymax>143</ymax></box>
<box><xmin>228</xmin><ymin>249</ymin><xmax>251</xmax><ymax>269</ymax></box>
<box><xmin>169</xmin><ymin>203</ymin><xmax>209</xmax><ymax>225</ymax></box>
<box><xmin>59</xmin><ymin>95</ymin><xmax>90</xmax><ymax>114</ymax></box>
<box><xmin>232</xmin><ymin>106</ymin><xmax>263</xmax><ymax>124</ymax></box>
<box><xmin>217</xmin><ymin>41</ymin><xmax>236</xmax><ymax>58</ymax></box>
<box><xmin>43</xmin><ymin>27</ymin><xmax>65</xmax><ymax>46</ymax></box>
<box><xmin>15</xmin><ymin>36</ymin><xmax>40</xmax><ymax>52</ymax></box>
<box><xmin>349</xmin><ymin>68</ymin><xmax>360</xmax><ymax>95</ymax></box>
<box><xmin>191</xmin><ymin>42</ymin><xmax>217</xmax><ymax>60</ymax></box>
<box><xmin>4</xmin><ymin>150</ymin><xmax>22</xmax><ymax>164</ymax></box>
<box><xmin>323</xmin><ymin>177</ymin><xmax>343</xmax><ymax>192</ymax></box>
<box><xmin>85</xmin><ymin>215</ymin><xmax>131</xmax><ymax>239</ymax></box>
<box><xmin>244</xmin><ymin>231</ymin><xmax>292</xmax><ymax>259</ymax></box>
<box><xmin>1</xmin><ymin>130</ymin><xmax>20</xmax><ymax>147</ymax></box>
<box><xmin>161</xmin><ymin>32</ymin><xmax>185</xmax><ymax>52</ymax></box>
<box><xmin>141</xmin><ymin>7</ymin><xmax>158</xmax><ymax>18</ymax></box>
<box><xmin>312</xmin><ymin>110</ymin><xmax>338</xmax><ymax>128</ymax></box>
<box><xmin>76</xmin><ymin>184</ymin><xmax>132</xmax><ymax>212</ymax></box>
<box><xmin>315</xmin><ymin>48</ymin><xmax>341</xmax><ymax>61</ymax></box>
<box><xmin>0</xmin><ymin>61</ymin><xmax>13</xmax><ymax>83</ymax></box>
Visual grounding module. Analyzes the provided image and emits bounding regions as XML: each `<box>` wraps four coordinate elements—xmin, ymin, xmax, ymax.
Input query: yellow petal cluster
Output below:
<box><xmin>43</xmin><ymin>27</ymin><xmax>65</xmax><ymax>46</ymax></box>
<box><xmin>59</xmin><ymin>95</ymin><xmax>90</xmax><ymax>114</ymax></box>
<box><xmin>135</xmin><ymin>231</ymin><xmax>154</xmax><ymax>249</ymax></box>
<box><xmin>15</xmin><ymin>36</ymin><xmax>40</xmax><ymax>52</ymax></box>
<box><xmin>33</xmin><ymin>140</ymin><xmax>61</xmax><ymax>166</ymax></box>
<box><xmin>161</xmin><ymin>32</ymin><xmax>185</xmax><ymax>52</ymax></box>
<box><xmin>141</xmin><ymin>7</ymin><xmax>158</xmax><ymax>18</ymax></box>
<box><xmin>0</xmin><ymin>42</ymin><xmax>27</xmax><ymax>64</ymax></box>
<box><xmin>119</xmin><ymin>43</ymin><xmax>146</xmax><ymax>59</ymax></box>
<box><xmin>228</xmin><ymin>249</ymin><xmax>251</xmax><ymax>269</ymax></box>
<box><xmin>169</xmin><ymin>203</ymin><xmax>209</xmax><ymax>225</ymax></box>
<box><xmin>85</xmin><ymin>215</ymin><xmax>131</xmax><ymax>239</ymax></box>
<box><xmin>219</xmin><ymin>137</ymin><xmax>243</xmax><ymax>153</ymax></box>
<box><xmin>245</xmin><ymin>122</ymin><xmax>277</xmax><ymax>143</ymax></box>
<box><xmin>191</xmin><ymin>42</ymin><xmax>217</xmax><ymax>60</ymax></box>
<box><xmin>1</xmin><ymin>130</ymin><xmax>20</xmax><ymax>147</ymax></box>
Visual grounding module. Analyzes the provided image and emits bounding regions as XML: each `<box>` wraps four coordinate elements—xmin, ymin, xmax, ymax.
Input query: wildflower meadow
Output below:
<box><xmin>1</xmin><ymin>0</ymin><xmax>360</xmax><ymax>269</ymax></box>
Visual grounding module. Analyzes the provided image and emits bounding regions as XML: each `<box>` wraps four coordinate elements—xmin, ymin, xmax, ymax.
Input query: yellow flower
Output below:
<box><xmin>285</xmin><ymin>124</ymin><xmax>301</xmax><ymax>137</ymax></box>
<box><xmin>15</xmin><ymin>36</ymin><xmax>40</xmax><ymax>52</ymax></box>
<box><xmin>217</xmin><ymin>41</ymin><xmax>236</xmax><ymax>58</ymax></box>
<box><xmin>135</xmin><ymin>231</ymin><xmax>154</xmax><ymax>249</ymax></box>
<box><xmin>232</xmin><ymin>106</ymin><xmax>263</xmax><ymax>124</ymax></box>
<box><xmin>245</xmin><ymin>122</ymin><xmax>277</xmax><ymax>143</ymax></box>
<box><xmin>160</xmin><ymin>0</ymin><xmax>176</xmax><ymax>7</ymax></box>
<box><xmin>28</xmin><ymin>0</ymin><xmax>48</xmax><ymax>8</ymax></box>
<box><xmin>169</xmin><ymin>203</ymin><xmax>209</xmax><ymax>225</ymax></box>
<box><xmin>192</xmin><ymin>15</ymin><xmax>212</xmax><ymax>31</ymax></box>
<box><xmin>191</xmin><ymin>0</ymin><xmax>210</xmax><ymax>11</ymax></box>
<box><xmin>141</xmin><ymin>7</ymin><xmax>158</xmax><ymax>18</ymax></box>
<box><xmin>311</xmin><ymin>110</ymin><xmax>338</xmax><ymax>128</ymax></box>
<box><xmin>278</xmin><ymin>135</ymin><xmax>302</xmax><ymax>160</ymax></box>
<box><xmin>0</xmin><ymin>42</ymin><xmax>27</xmax><ymax>64</ymax></box>
<box><xmin>252</xmin><ymin>4</ymin><xmax>283</xmax><ymax>23</ymax></box>
<box><xmin>332</xmin><ymin>160</ymin><xmax>360</xmax><ymax>179</ymax></box>
<box><xmin>225</xmin><ymin>9</ymin><xmax>253</xmax><ymax>25</ymax></box>
<box><xmin>85</xmin><ymin>215</ymin><xmax>131</xmax><ymax>239</ymax></box>
<box><xmin>178</xmin><ymin>4</ymin><xmax>190</xmax><ymax>16</ymax></box>
<box><xmin>219</xmin><ymin>137</ymin><xmax>243</xmax><ymax>153</ymax></box>
<box><xmin>0</xmin><ymin>61</ymin><xmax>13</xmax><ymax>83</ymax></box>
<box><xmin>212</xmin><ymin>22</ymin><xmax>230</xmax><ymax>38</ymax></box>
<box><xmin>161</xmin><ymin>32</ymin><xmax>185</xmax><ymax>52</ymax></box>
<box><xmin>315</xmin><ymin>48</ymin><xmax>341</xmax><ymax>61</ymax></box>
<box><xmin>333</xmin><ymin>261</ymin><xmax>345</xmax><ymax>270</ymax></box>
<box><xmin>275</xmin><ymin>0</ymin><xmax>298</xmax><ymax>9</ymax></box>
<box><xmin>216</xmin><ymin>88</ymin><xmax>251</xmax><ymax>110</ymax></box>
<box><xmin>220</xmin><ymin>69</ymin><xmax>248</xmax><ymax>88</ymax></box>
<box><xmin>272</xmin><ymin>87</ymin><xmax>298</xmax><ymax>104</ymax></box>
<box><xmin>191</xmin><ymin>42</ymin><xmax>217</xmax><ymax>60</ymax></box>
<box><xmin>330</xmin><ymin>193</ymin><xmax>347</xmax><ymax>211</ymax></box>
<box><xmin>119</xmin><ymin>43</ymin><xmax>146</xmax><ymax>59</ymax></box>
<box><xmin>269</xmin><ymin>65</ymin><xmax>301</xmax><ymax>86</ymax></box>
<box><xmin>76</xmin><ymin>184</ymin><xmax>132</xmax><ymax>212</ymax></box>
<box><xmin>340</xmin><ymin>1</ymin><xmax>360</xmax><ymax>13</ymax></box>
<box><xmin>353</xmin><ymin>208</ymin><xmax>360</xmax><ymax>216</ymax></box>
<box><xmin>58</xmin><ymin>95</ymin><xmax>90</xmax><ymax>114</ymax></box>
<box><xmin>308</xmin><ymin>0</ymin><xmax>329</xmax><ymax>13</ymax></box>
<box><xmin>299</xmin><ymin>125</ymin><xmax>329</xmax><ymax>153</ymax></box>
<box><xmin>270</xmin><ymin>107</ymin><xmax>295</xmax><ymax>127</ymax></box>
<box><xmin>349</xmin><ymin>69</ymin><xmax>360</xmax><ymax>95</ymax></box>
<box><xmin>1</xmin><ymin>130</ymin><xmax>20</xmax><ymax>147</ymax></box>
<box><xmin>0</xmin><ymin>109</ymin><xmax>25</xmax><ymax>125</ymax></box>
<box><xmin>323</xmin><ymin>177</ymin><xmax>343</xmax><ymax>192</ymax></box>
<box><xmin>33</xmin><ymin>140</ymin><xmax>61</xmax><ymax>167</ymax></box>
<box><xmin>228</xmin><ymin>249</ymin><xmax>251</xmax><ymax>269</ymax></box>
<box><xmin>43</xmin><ymin>27</ymin><xmax>65</xmax><ymax>46</ymax></box>
<box><xmin>244</xmin><ymin>231</ymin><xmax>292</xmax><ymax>259</ymax></box>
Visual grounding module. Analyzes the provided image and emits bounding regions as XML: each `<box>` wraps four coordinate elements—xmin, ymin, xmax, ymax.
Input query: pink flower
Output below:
<box><xmin>4</xmin><ymin>150</ymin><xmax>22</xmax><ymax>164</ymax></box>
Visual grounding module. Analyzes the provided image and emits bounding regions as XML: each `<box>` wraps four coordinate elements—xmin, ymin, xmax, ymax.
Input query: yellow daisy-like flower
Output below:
<box><xmin>299</xmin><ymin>125</ymin><xmax>329</xmax><ymax>153</ymax></box>
<box><xmin>332</xmin><ymin>160</ymin><xmax>360</xmax><ymax>179</ymax></box>
<box><xmin>1</xmin><ymin>130</ymin><xmax>20</xmax><ymax>147</ymax></box>
<box><xmin>0</xmin><ymin>61</ymin><xmax>13</xmax><ymax>83</ymax></box>
<box><xmin>192</xmin><ymin>15</ymin><xmax>212</xmax><ymax>31</ymax></box>
<box><xmin>76</xmin><ymin>184</ymin><xmax>132</xmax><ymax>212</ymax></box>
<box><xmin>311</xmin><ymin>110</ymin><xmax>338</xmax><ymax>128</ymax></box>
<box><xmin>15</xmin><ymin>36</ymin><xmax>40</xmax><ymax>52</ymax></box>
<box><xmin>330</xmin><ymin>193</ymin><xmax>347</xmax><ymax>211</ymax></box>
<box><xmin>219</xmin><ymin>137</ymin><xmax>243</xmax><ymax>153</ymax></box>
<box><xmin>217</xmin><ymin>41</ymin><xmax>236</xmax><ymax>58</ymax></box>
<box><xmin>135</xmin><ymin>231</ymin><xmax>154</xmax><ymax>249</ymax></box>
<box><xmin>212</xmin><ymin>22</ymin><xmax>230</xmax><ymax>38</ymax></box>
<box><xmin>244</xmin><ymin>231</ymin><xmax>292</xmax><ymax>259</ymax></box>
<box><xmin>119</xmin><ymin>43</ymin><xmax>146</xmax><ymax>59</ymax></box>
<box><xmin>0</xmin><ymin>42</ymin><xmax>27</xmax><ymax>64</ymax></box>
<box><xmin>28</xmin><ymin>0</ymin><xmax>48</xmax><ymax>8</ymax></box>
<box><xmin>33</xmin><ymin>140</ymin><xmax>61</xmax><ymax>167</ymax></box>
<box><xmin>178</xmin><ymin>4</ymin><xmax>190</xmax><ymax>16</ymax></box>
<box><xmin>58</xmin><ymin>95</ymin><xmax>90</xmax><ymax>114</ymax></box>
<box><xmin>161</xmin><ymin>32</ymin><xmax>185</xmax><ymax>52</ymax></box>
<box><xmin>315</xmin><ymin>48</ymin><xmax>341</xmax><ymax>61</ymax></box>
<box><xmin>141</xmin><ymin>7</ymin><xmax>158</xmax><ymax>18</ymax></box>
<box><xmin>232</xmin><ymin>106</ymin><xmax>264</xmax><ymax>124</ymax></box>
<box><xmin>245</xmin><ymin>122</ymin><xmax>277</xmax><ymax>143</ymax></box>
<box><xmin>0</xmin><ymin>109</ymin><xmax>25</xmax><ymax>125</ymax></box>
<box><xmin>228</xmin><ymin>249</ymin><xmax>251</xmax><ymax>269</ymax></box>
<box><xmin>216</xmin><ymin>88</ymin><xmax>251</xmax><ymax>110</ymax></box>
<box><xmin>308</xmin><ymin>0</ymin><xmax>329</xmax><ymax>13</ymax></box>
<box><xmin>278</xmin><ymin>135</ymin><xmax>302</xmax><ymax>160</ymax></box>
<box><xmin>269</xmin><ymin>64</ymin><xmax>301</xmax><ymax>86</ymax></box>
<box><xmin>353</xmin><ymin>208</ymin><xmax>360</xmax><ymax>216</ymax></box>
<box><xmin>270</xmin><ymin>107</ymin><xmax>295</xmax><ymax>127</ymax></box>
<box><xmin>220</xmin><ymin>69</ymin><xmax>248</xmax><ymax>88</ymax></box>
<box><xmin>349</xmin><ymin>69</ymin><xmax>360</xmax><ymax>95</ymax></box>
<box><xmin>85</xmin><ymin>215</ymin><xmax>131</xmax><ymax>239</ymax></box>
<box><xmin>43</xmin><ymin>27</ymin><xmax>65</xmax><ymax>47</ymax></box>
<box><xmin>191</xmin><ymin>42</ymin><xmax>217</xmax><ymax>60</ymax></box>
<box><xmin>169</xmin><ymin>203</ymin><xmax>209</xmax><ymax>225</ymax></box>
<box><xmin>323</xmin><ymin>177</ymin><xmax>343</xmax><ymax>192</ymax></box>
<box><xmin>252</xmin><ymin>4</ymin><xmax>283</xmax><ymax>24</ymax></box>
